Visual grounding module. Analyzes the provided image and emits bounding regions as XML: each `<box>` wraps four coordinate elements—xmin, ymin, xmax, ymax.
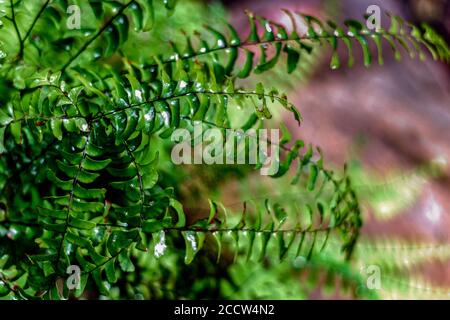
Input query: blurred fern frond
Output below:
<box><xmin>0</xmin><ymin>0</ymin><xmax>448</xmax><ymax>300</ymax></box>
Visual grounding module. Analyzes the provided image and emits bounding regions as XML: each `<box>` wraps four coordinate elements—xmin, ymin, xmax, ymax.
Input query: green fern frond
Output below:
<box><xmin>0</xmin><ymin>1</ymin><xmax>448</xmax><ymax>300</ymax></box>
<box><xmin>138</xmin><ymin>10</ymin><xmax>450</xmax><ymax>79</ymax></box>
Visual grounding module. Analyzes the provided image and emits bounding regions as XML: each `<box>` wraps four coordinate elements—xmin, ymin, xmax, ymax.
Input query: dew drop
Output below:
<box><xmin>186</xmin><ymin>233</ymin><xmax>197</xmax><ymax>252</ymax></box>
<box><xmin>178</xmin><ymin>80</ymin><xmax>188</xmax><ymax>90</ymax></box>
<box><xmin>154</xmin><ymin>231</ymin><xmax>167</xmax><ymax>258</ymax></box>
<box><xmin>161</xmin><ymin>111</ymin><xmax>170</xmax><ymax>126</ymax></box>
<box><xmin>217</xmin><ymin>39</ymin><xmax>226</xmax><ymax>48</ymax></box>
<box><xmin>134</xmin><ymin>89</ymin><xmax>143</xmax><ymax>103</ymax></box>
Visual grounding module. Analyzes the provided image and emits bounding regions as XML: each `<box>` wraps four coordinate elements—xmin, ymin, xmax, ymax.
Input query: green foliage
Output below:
<box><xmin>344</xmin><ymin>159</ymin><xmax>450</xmax><ymax>298</ymax></box>
<box><xmin>0</xmin><ymin>0</ymin><xmax>448</xmax><ymax>299</ymax></box>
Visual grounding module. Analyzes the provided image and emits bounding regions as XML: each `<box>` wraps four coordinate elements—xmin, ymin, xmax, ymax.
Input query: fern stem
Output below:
<box><xmin>8</xmin><ymin>87</ymin><xmax>287</xmax><ymax>127</ymax></box>
<box><xmin>60</xmin><ymin>0</ymin><xmax>135</xmax><ymax>73</ymax></box>
<box><xmin>146</xmin><ymin>30</ymin><xmax>409</xmax><ymax>71</ymax></box>
<box><xmin>91</xmin><ymin>90</ymin><xmax>290</xmax><ymax>121</ymax></box>
<box><xmin>54</xmin><ymin>125</ymin><xmax>92</xmax><ymax>271</ymax></box>
<box><xmin>10</xmin><ymin>0</ymin><xmax>24</xmax><ymax>58</ymax></box>
<box><xmin>123</xmin><ymin>140</ymin><xmax>145</xmax><ymax>225</ymax></box>
<box><xmin>22</xmin><ymin>0</ymin><xmax>51</xmax><ymax>43</ymax></box>
<box><xmin>90</xmin><ymin>222</ymin><xmax>343</xmax><ymax>235</ymax></box>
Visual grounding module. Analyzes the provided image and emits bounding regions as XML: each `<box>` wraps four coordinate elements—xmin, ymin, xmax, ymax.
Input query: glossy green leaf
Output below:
<box><xmin>182</xmin><ymin>231</ymin><xmax>205</xmax><ymax>264</ymax></box>
<box><xmin>107</xmin><ymin>229</ymin><xmax>139</xmax><ymax>256</ymax></box>
<box><xmin>68</xmin><ymin>217</ymin><xmax>96</xmax><ymax>230</ymax></box>
<box><xmin>284</xmin><ymin>44</ymin><xmax>300</xmax><ymax>73</ymax></box>
<box><xmin>118</xmin><ymin>250</ymin><xmax>135</xmax><ymax>272</ymax></box>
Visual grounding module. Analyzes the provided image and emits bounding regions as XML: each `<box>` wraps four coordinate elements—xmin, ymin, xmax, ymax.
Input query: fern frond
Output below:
<box><xmin>138</xmin><ymin>10</ymin><xmax>450</xmax><ymax>80</ymax></box>
<box><xmin>0</xmin><ymin>2</ymin><xmax>448</xmax><ymax>300</ymax></box>
<box><xmin>0</xmin><ymin>0</ymin><xmax>176</xmax><ymax>70</ymax></box>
